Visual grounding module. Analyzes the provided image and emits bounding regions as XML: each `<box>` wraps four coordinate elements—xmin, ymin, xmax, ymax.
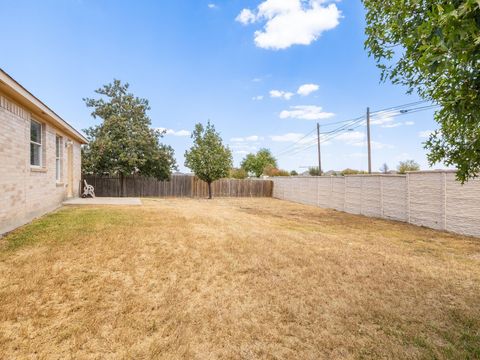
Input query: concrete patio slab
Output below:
<box><xmin>63</xmin><ymin>197</ymin><xmax>142</xmax><ymax>206</ymax></box>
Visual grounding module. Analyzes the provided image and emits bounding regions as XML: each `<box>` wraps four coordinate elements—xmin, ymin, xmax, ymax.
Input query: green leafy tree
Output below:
<box><xmin>240</xmin><ymin>148</ymin><xmax>277</xmax><ymax>177</ymax></box>
<box><xmin>229</xmin><ymin>168</ymin><xmax>247</xmax><ymax>179</ymax></box>
<box><xmin>240</xmin><ymin>154</ymin><xmax>258</xmax><ymax>176</ymax></box>
<box><xmin>363</xmin><ymin>0</ymin><xmax>480</xmax><ymax>182</ymax></box>
<box><xmin>82</xmin><ymin>80</ymin><xmax>177</xmax><ymax>195</ymax></box>
<box><xmin>397</xmin><ymin>160</ymin><xmax>420</xmax><ymax>174</ymax></box>
<box><xmin>185</xmin><ymin>121</ymin><xmax>232</xmax><ymax>199</ymax></box>
<box><xmin>290</xmin><ymin>170</ymin><xmax>298</xmax><ymax>176</ymax></box>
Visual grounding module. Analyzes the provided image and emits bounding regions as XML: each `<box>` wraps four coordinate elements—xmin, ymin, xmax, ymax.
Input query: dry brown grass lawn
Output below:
<box><xmin>0</xmin><ymin>198</ymin><xmax>479</xmax><ymax>359</ymax></box>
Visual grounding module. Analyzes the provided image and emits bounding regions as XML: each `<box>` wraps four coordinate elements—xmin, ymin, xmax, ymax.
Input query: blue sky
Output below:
<box><xmin>0</xmin><ymin>0</ymin><xmax>441</xmax><ymax>173</ymax></box>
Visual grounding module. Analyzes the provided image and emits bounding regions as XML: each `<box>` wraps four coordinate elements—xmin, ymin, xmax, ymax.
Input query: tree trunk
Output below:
<box><xmin>208</xmin><ymin>181</ymin><xmax>212</xmax><ymax>199</ymax></box>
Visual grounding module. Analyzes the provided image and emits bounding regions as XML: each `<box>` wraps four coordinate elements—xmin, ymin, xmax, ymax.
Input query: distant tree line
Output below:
<box><xmin>306</xmin><ymin>160</ymin><xmax>420</xmax><ymax>177</ymax></box>
<box><xmin>82</xmin><ymin>80</ymin><xmax>424</xmax><ymax>200</ymax></box>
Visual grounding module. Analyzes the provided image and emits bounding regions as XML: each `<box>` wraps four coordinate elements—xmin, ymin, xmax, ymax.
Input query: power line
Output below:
<box><xmin>369</xmin><ymin>105</ymin><xmax>438</xmax><ymax>120</ymax></box>
<box><xmin>277</xmin><ymin>117</ymin><xmax>367</xmax><ymax>157</ymax></box>
<box><xmin>319</xmin><ymin>100</ymin><xmax>432</xmax><ymax>128</ymax></box>
<box><xmin>286</xmin><ymin>120</ymin><xmax>367</xmax><ymax>157</ymax></box>
<box><xmin>369</xmin><ymin>100</ymin><xmax>431</xmax><ymax>115</ymax></box>
<box><xmin>319</xmin><ymin>115</ymin><xmax>366</xmax><ymax>128</ymax></box>
<box><xmin>272</xmin><ymin>127</ymin><xmax>317</xmax><ymax>157</ymax></box>
<box><xmin>273</xmin><ymin>113</ymin><xmax>369</xmax><ymax>158</ymax></box>
<box><xmin>273</xmin><ymin>100</ymin><xmax>440</xmax><ymax>161</ymax></box>
<box><xmin>370</xmin><ymin>104</ymin><xmax>439</xmax><ymax>119</ymax></box>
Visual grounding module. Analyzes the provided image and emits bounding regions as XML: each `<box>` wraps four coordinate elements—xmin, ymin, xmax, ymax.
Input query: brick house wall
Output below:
<box><xmin>0</xmin><ymin>92</ymin><xmax>82</xmax><ymax>235</ymax></box>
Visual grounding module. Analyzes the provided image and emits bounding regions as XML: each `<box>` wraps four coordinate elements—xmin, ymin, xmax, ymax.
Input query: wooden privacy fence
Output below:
<box><xmin>82</xmin><ymin>175</ymin><xmax>273</xmax><ymax>198</ymax></box>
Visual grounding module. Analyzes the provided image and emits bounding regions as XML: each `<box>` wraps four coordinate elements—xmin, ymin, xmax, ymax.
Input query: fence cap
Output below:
<box><xmin>274</xmin><ymin>170</ymin><xmax>459</xmax><ymax>178</ymax></box>
<box><xmin>280</xmin><ymin>174</ymin><xmax>406</xmax><ymax>178</ymax></box>
<box><xmin>406</xmin><ymin>169</ymin><xmax>457</xmax><ymax>174</ymax></box>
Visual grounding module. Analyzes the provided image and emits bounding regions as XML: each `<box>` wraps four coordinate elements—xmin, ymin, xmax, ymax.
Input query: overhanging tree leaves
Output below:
<box><xmin>363</xmin><ymin>0</ymin><xmax>480</xmax><ymax>182</ymax></box>
<box><xmin>184</xmin><ymin>121</ymin><xmax>232</xmax><ymax>199</ymax></box>
<box><xmin>240</xmin><ymin>148</ymin><xmax>277</xmax><ymax>177</ymax></box>
<box><xmin>82</xmin><ymin>80</ymin><xmax>177</xmax><ymax>194</ymax></box>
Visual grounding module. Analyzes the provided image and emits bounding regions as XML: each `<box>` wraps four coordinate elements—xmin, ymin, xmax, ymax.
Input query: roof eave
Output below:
<box><xmin>0</xmin><ymin>68</ymin><xmax>88</xmax><ymax>144</ymax></box>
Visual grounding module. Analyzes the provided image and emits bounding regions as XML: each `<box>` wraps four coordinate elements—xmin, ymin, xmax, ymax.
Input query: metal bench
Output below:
<box><xmin>82</xmin><ymin>180</ymin><xmax>95</xmax><ymax>198</ymax></box>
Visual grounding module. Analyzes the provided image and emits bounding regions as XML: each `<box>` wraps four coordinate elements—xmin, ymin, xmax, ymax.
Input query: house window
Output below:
<box><xmin>56</xmin><ymin>136</ymin><xmax>63</xmax><ymax>181</ymax></box>
<box><xmin>30</xmin><ymin>120</ymin><xmax>42</xmax><ymax>166</ymax></box>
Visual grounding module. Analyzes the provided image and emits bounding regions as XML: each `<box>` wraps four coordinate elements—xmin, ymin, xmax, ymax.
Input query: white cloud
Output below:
<box><xmin>280</xmin><ymin>105</ymin><xmax>334</xmax><ymax>120</ymax></box>
<box><xmin>419</xmin><ymin>130</ymin><xmax>433</xmax><ymax>139</ymax></box>
<box><xmin>208</xmin><ymin>3</ymin><xmax>217</xmax><ymax>9</ymax></box>
<box><xmin>370</xmin><ymin>111</ymin><xmax>416</xmax><ymax>128</ymax></box>
<box><xmin>252</xmin><ymin>95</ymin><xmax>264</xmax><ymax>101</ymax></box>
<box><xmin>236</xmin><ymin>0</ymin><xmax>341</xmax><ymax>50</ymax></box>
<box><xmin>252</xmin><ymin>77</ymin><xmax>262</xmax><ymax>82</ymax></box>
<box><xmin>368</xmin><ymin>141</ymin><xmax>395</xmax><ymax>150</ymax></box>
<box><xmin>270</xmin><ymin>133</ymin><xmax>305</xmax><ymax>142</ymax></box>
<box><xmin>235</xmin><ymin>150</ymin><xmax>250</xmax><ymax>155</ymax></box>
<box><xmin>270</xmin><ymin>132</ymin><xmax>326</xmax><ymax>146</ymax></box>
<box><xmin>236</xmin><ymin>8</ymin><xmax>256</xmax><ymax>24</ymax></box>
<box><xmin>370</xmin><ymin>114</ymin><xmax>402</xmax><ymax>128</ymax></box>
<box><xmin>349</xmin><ymin>152</ymin><xmax>367</xmax><ymax>158</ymax></box>
<box><xmin>270</xmin><ymin>89</ymin><xmax>294</xmax><ymax>100</ymax></box>
<box><xmin>382</xmin><ymin>122</ymin><xmax>402</xmax><ymax>129</ymax></box>
<box><xmin>297</xmin><ymin>83</ymin><xmax>319</xmax><ymax>96</ymax></box>
<box><xmin>231</xmin><ymin>135</ymin><xmax>263</xmax><ymax>142</ymax></box>
<box><xmin>157</xmin><ymin>128</ymin><xmax>190</xmax><ymax>137</ymax></box>
<box><xmin>230</xmin><ymin>143</ymin><xmax>259</xmax><ymax>153</ymax></box>
<box><xmin>335</xmin><ymin>131</ymin><xmax>365</xmax><ymax>142</ymax></box>
<box><xmin>258</xmin><ymin>0</ymin><xmax>300</xmax><ymax>18</ymax></box>
<box><xmin>370</xmin><ymin>113</ymin><xmax>395</xmax><ymax>126</ymax></box>
<box><xmin>335</xmin><ymin>131</ymin><xmax>393</xmax><ymax>150</ymax></box>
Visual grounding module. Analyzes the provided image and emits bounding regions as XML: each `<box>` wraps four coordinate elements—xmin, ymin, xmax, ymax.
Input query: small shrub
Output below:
<box><xmin>264</xmin><ymin>165</ymin><xmax>290</xmax><ymax>177</ymax></box>
<box><xmin>340</xmin><ymin>168</ymin><xmax>367</xmax><ymax>176</ymax></box>
<box><xmin>397</xmin><ymin>160</ymin><xmax>420</xmax><ymax>174</ymax></box>
<box><xmin>308</xmin><ymin>167</ymin><xmax>322</xmax><ymax>176</ymax></box>
<box><xmin>229</xmin><ymin>168</ymin><xmax>247</xmax><ymax>179</ymax></box>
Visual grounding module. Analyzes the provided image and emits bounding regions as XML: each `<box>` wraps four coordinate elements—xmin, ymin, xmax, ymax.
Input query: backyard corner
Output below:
<box><xmin>0</xmin><ymin>198</ymin><xmax>479</xmax><ymax>359</ymax></box>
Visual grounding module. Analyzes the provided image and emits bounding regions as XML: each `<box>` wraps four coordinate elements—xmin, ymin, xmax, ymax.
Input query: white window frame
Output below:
<box><xmin>30</xmin><ymin>119</ymin><xmax>43</xmax><ymax>167</ymax></box>
<box><xmin>55</xmin><ymin>135</ymin><xmax>63</xmax><ymax>182</ymax></box>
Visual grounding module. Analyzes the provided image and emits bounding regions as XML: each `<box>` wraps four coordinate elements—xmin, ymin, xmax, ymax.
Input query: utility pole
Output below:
<box><xmin>367</xmin><ymin>107</ymin><xmax>372</xmax><ymax>174</ymax></box>
<box><xmin>317</xmin><ymin>122</ymin><xmax>322</xmax><ymax>175</ymax></box>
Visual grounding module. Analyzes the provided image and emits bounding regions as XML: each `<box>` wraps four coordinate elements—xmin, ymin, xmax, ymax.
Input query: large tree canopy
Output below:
<box><xmin>363</xmin><ymin>0</ymin><xmax>480</xmax><ymax>182</ymax></box>
<box><xmin>184</xmin><ymin>121</ymin><xmax>232</xmax><ymax>199</ymax></box>
<box><xmin>82</xmin><ymin>80</ymin><xmax>177</xmax><ymax>181</ymax></box>
<box><xmin>241</xmin><ymin>148</ymin><xmax>278</xmax><ymax>177</ymax></box>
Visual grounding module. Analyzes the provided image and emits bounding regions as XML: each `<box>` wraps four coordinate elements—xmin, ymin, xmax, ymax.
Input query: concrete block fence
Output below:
<box><xmin>272</xmin><ymin>171</ymin><xmax>480</xmax><ymax>237</ymax></box>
